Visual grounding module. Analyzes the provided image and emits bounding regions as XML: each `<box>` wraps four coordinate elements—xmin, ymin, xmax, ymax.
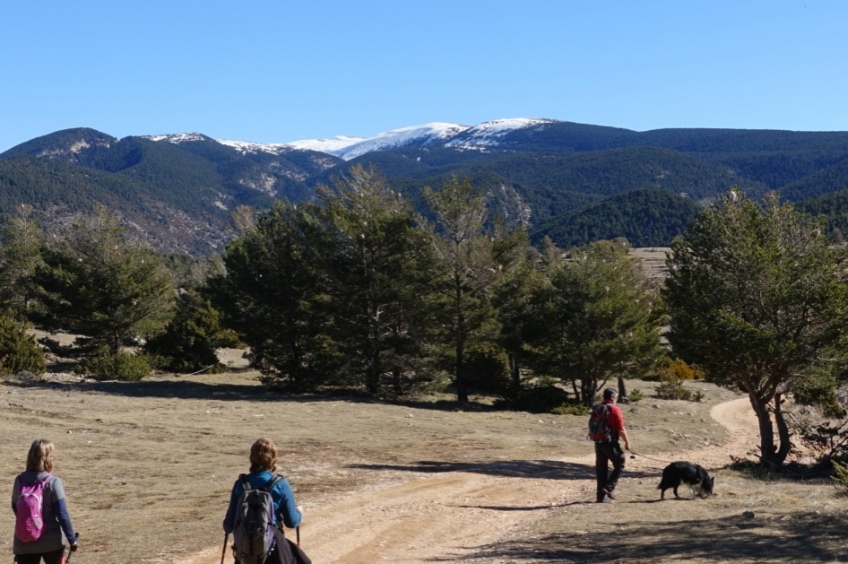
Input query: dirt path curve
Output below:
<box><xmin>180</xmin><ymin>397</ymin><xmax>756</xmax><ymax>564</ymax></box>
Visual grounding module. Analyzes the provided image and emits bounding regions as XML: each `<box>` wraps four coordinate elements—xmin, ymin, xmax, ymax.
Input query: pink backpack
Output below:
<box><xmin>15</xmin><ymin>474</ymin><xmax>52</xmax><ymax>542</ymax></box>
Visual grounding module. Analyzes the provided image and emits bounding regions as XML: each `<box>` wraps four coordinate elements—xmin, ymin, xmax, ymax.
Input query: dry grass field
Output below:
<box><xmin>0</xmin><ymin>338</ymin><xmax>845</xmax><ymax>562</ymax></box>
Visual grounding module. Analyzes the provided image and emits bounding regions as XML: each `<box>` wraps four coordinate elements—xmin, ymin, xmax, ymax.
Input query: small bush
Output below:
<box><xmin>80</xmin><ymin>352</ymin><xmax>151</xmax><ymax>381</ymax></box>
<box><xmin>496</xmin><ymin>384</ymin><xmax>570</xmax><ymax>413</ymax></box>
<box><xmin>832</xmin><ymin>460</ymin><xmax>848</xmax><ymax>495</ymax></box>
<box><xmin>0</xmin><ymin>315</ymin><xmax>46</xmax><ymax>376</ymax></box>
<box><xmin>552</xmin><ymin>403</ymin><xmax>590</xmax><ymax>416</ymax></box>
<box><xmin>654</xmin><ymin>374</ymin><xmax>693</xmax><ymax>401</ymax></box>
<box><xmin>646</xmin><ymin>358</ymin><xmax>705</xmax><ymax>382</ymax></box>
<box><xmin>628</xmin><ymin>388</ymin><xmax>644</xmax><ymax>402</ymax></box>
<box><xmin>464</xmin><ymin>344</ymin><xmax>511</xmax><ymax>395</ymax></box>
<box><xmin>144</xmin><ymin>292</ymin><xmax>228</xmax><ymax>374</ymax></box>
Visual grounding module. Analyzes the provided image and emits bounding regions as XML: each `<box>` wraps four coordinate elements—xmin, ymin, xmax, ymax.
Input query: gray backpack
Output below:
<box><xmin>232</xmin><ymin>474</ymin><xmax>282</xmax><ymax>564</ymax></box>
<box><xmin>587</xmin><ymin>403</ymin><xmax>612</xmax><ymax>442</ymax></box>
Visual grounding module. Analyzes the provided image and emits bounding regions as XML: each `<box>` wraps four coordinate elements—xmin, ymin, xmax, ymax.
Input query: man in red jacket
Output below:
<box><xmin>595</xmin><ymin>388</ymin><xmax>631</xmax><ymax>502</ymax></box>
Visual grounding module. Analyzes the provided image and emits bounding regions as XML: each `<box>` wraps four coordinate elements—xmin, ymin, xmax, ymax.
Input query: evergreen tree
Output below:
<box><xmin>528</xmin><ymin>239</ymin><xmax>663</xmax><ymax>405</ymax></box>
<box><xmin>318</xmin><ymin>165</ymin><xmax>434</xmax><ymax>396</ymax></box>
<box><xmin>423</xmin><ymin>177</ymin><xmax>500</xmax><ymax>402</ymax></box>
<box><xmin>210</xmin><ymin>201</ymin><xmax>340</xmax><ymax>390</ymax></box>
<box><xmin>144</xmin><ymin>289</ymin><xmax>228</xmax><ymax>373</ymax></box>
<box><xmin>0</xmin><ymin>204</ymin><xmax>44</xmax><ymax>320</ymax></box>
<box><xmin>0</xmin><ymin>314</ymin><xmax>46</xmax><ymax>375</ymax></box>
<box><xmin>490</xmin><ymin>227</ymin><xmax>547</xmax><ymax>395</ymax></box>
<box><xmin>33</xmin><ymin>207</ymin><xmax>175</xmax><ymax>357</ymax></box>
<box><xmin>663</xmin><ymin>189</ymin><xmax>848</xmax><ymax>468</ymax></box>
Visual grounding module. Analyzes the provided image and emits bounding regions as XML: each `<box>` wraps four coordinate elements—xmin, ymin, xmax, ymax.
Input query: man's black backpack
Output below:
<box><xmin>588</xmin><ymin>403</ymin><xmax>612</xmax><ymax>442</ymax></box>
<box><xmin>232</xmin><ymin>474</ymin><xmax>282</xmax><ymax>564</ymax></box>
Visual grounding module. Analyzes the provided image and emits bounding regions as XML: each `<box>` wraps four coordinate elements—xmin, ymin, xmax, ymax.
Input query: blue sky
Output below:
<box><xmin>2</xmin><ymin>1</ymin><xmax>847</xmax><ymax>152</ymax></box>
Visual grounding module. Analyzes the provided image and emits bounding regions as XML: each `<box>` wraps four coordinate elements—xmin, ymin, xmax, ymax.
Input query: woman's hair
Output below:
<box><xmin>26</xmin><ymin>439</ymin><xmax>55</xmax><ymax>473</ymax></box>
<box><xmin>249</xmin><ymin>438</ymin><xmax>278</xmax><ymax>473</ymax></box>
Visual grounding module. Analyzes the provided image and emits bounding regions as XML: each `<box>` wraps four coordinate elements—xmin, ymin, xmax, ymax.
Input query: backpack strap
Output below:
<box><xmin>264</xmin><ymin>474</ymin><xmax>283</xmax><ymax>492</ymax></box>
<box><xmin>238</xmin><ymin>474</ymin><xmax>254</xmax><ymax>492</ymax></box>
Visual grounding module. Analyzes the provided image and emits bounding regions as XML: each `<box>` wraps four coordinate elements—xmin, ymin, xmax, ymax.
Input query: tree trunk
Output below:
<box><xmin>773</xmin><ymin>392</ymin><xmax>791</xmax><ymax>466</ymax></box>
<box><xmin>749</xmin><ymin>392</ymin><xmax>780</xmax><ymax>468</ymax></box>
<box><xmin>392</xmin><ymin>366</ymin><xmax>403</xmax><ymax>395</ymax></box>
<box><xmin>456</xmin><ymin>339</ymin><xmax>468</xmax><ymax>403</ymax></box>
<box><xmin>509</xmin><ymin>353</ymin><xmax>521</xmax><ymax>395</ymax></box>
<box><xmin>454</xmin><ymin>273</ymin><xmax>468</xmax><ymax>403</ymax></box>
<box><xmin>581</xmin><ymin>378</ymin><xmax>597</xmax><ymax>406</ymax></box>
<box><xmin>617</xmin><ymin>375</ymin><xmax>628</xmax><ymax>401</ymax></box>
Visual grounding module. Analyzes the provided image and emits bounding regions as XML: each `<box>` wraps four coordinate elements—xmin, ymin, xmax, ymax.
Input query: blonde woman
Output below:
<box><xmin>11</xmin><ymin>439</ymin><xmax>78</xmax><ymax>564</ymax></box>
<box><xmin>224</xmin><ymin>438</ymin><xmax>303</xmax><ymax>563</ymax></box>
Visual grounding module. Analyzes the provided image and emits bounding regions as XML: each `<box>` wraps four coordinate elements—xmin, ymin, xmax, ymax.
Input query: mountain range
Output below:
<box><xmin>3</xmin><ymin>118</ymin><xmax>848</xmax><ymax>255</ymax></box>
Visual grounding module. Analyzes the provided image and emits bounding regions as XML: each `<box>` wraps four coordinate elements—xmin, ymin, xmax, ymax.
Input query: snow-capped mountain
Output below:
<box><xmin>284</xmin><ymin>122</ymin><xmax>471</xmax><ymax>160</ymax></box>
<box><xmin>279</xmin><ymin>119</ymin><xmax>563</xmax><ymax>160</ymax></box>
<box><xmin>445</xmin><ymin>118</ymin><xmax>557</xmax><ymax>150</ymax></box>
<box><xmin>185</xmin><ymin>118</ymin><xmax>559</xmax><ymax>161</ymax></box>
<box><xmin>140</xmin><ymin>118</ymin><xmax>564</xmax><ymax>161</ymax></box>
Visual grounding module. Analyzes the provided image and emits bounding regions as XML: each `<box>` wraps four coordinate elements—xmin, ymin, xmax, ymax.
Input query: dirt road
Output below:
<box><xmin>181</xmin><ymin>397</ymin><xmax>757</xmax><ymax>564</ymax></box>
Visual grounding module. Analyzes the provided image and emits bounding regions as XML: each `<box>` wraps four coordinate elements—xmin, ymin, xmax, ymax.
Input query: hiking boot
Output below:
<box><xmin>603</xmin><ymin>487</ymin><xmax>616</xmax><ymax>500</ymax></box>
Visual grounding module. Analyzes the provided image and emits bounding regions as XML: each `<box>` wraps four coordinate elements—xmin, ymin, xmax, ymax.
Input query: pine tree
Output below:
<box><xmin>211</xmin><ymin>201</ymin><xmax>341</xmax><ymax>390</ymax></box>
<box><xmin>528</xmin><ymin>239</ymin><xmax>663</xmax><ymax>405</ymax></box>
<box><xmin>0</xmin><ymin>204</ymin><xmax>44</xmax><ymax>320</ymax></box>
<box><xmin>144</xmin><ymin>289</ymin><xmax>228</xmax><ymax>373</ymax></box>
<box><xmin>423</xmin><ymin>177</ymin><xmax>500</xmax><ymax>403</ymax></box>
<box><xmin>318</xmin><ymin>165</ymin><xmax>434</xmax><ymax>396</ymax></box>
<box><xmin>663</xmin><ymin>189</ymin><xmax>848</xmax><ymax>468</ymax></box>
<box><xmin>33</xmin><ymin>207</ymin><xmax>175</xmax><ymax>358</ymax></box>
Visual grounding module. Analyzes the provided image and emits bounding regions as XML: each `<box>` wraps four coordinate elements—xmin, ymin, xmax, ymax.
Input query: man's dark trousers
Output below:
<box><xmin>595</xmin><ymin>440</ymin><xmax>625</xmax><ymax>501</ymax></box>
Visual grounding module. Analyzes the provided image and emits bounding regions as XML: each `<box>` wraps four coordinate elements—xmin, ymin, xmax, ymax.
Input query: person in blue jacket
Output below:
<box><xmin>11</xmin><ymin>439</ymin><xmax>78</xmax><ymax>564</ymax></box>
<box><xmin>223</xmin><ymin>438</ymin><xmax>303</xmax><ymax>562</ymax></box>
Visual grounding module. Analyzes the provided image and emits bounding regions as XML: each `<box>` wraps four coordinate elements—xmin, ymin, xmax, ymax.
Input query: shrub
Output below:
<box><xmin>551</xmin><ymin>403</ymin><xmax>590</xmax><ymax>416</ymax></box>
<box><xmin>646</xmin><ymin>358</ymin><xmax>705</xmax><ymax>382</ymax></box>
<box><xmin>794</xmin><ymin>378</ymin><xmax>846</xmax><ymax>418</ymax></box>
<box><xmin>79</xmin><ymin>352</ymin><xmax>151</xmax><ymax>381</ymax></box>
<box><xmin>144</xmin><ymin>292</ymin><xmax>227</xmax><ymax>374</ymax></box>
<box><xmin>628</xmin><ymin>388</ymin><xmax>644</xmax><ymax>402</ymax></box>
<box><xmin>496</xmin><ymin>384</ymin><xmax>571</xmax><ymax>413</ymax></box>
<box><xmin>0</xmin><ymin>315</ymin><xmax>46</xmax><ymax>376</ymax></box>
<box><xmin>654</xmin><ymin>374</ymin><xmax>693</xmax><ymax>401</ymax></box>
<box><xmin>832</xmin><ymin>460</ymin><xmax>848</xmax><ymax>495</ymax></box>
<box><xmin>464</xmin><ymin>344</ymin><xmax>511</xmax><ymax>395</ymax></box>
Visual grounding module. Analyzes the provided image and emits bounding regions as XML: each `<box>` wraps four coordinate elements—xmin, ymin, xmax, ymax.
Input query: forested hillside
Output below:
<box><xmin>531</xmin><ymin>189</ymin><xmax>702</xmax><ymax>248</ymax></box>
<box><xmin>2</xmin><ymin>121</ymin><xmax>848</xmax><ymax>253</ymax></box>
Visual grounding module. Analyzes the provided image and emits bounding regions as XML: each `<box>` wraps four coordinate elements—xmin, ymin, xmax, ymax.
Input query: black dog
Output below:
<box><xmin>657</xmin><ymin>461</ymin><xmax>714</xmax><ymax>500</ymax></box>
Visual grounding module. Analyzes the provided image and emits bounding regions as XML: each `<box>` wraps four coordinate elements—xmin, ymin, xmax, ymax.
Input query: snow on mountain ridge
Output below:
<box><xmin>325</xmin><ymin>122</ymin><xmax>471</xmax><ymax>160</ymax></box>
<box><xmin>217</xmin><ymin>138</ymin><xmax>298</xmax><ymax>155</ymax></box>
<box><xmin>145</xmin><ymin>118</ymin><xmax>556</xmax><ymax>160</ymax></box>
<box><xmin>281</xmin><ymin>135</ymin><xmax>367</xmax><ymax>156</ymax></box>
<box><xmin>144</xmin><ymin>133</ymin><xmax>208</xmax><ymax>144</ymax></box>
<box><xmin>446</xmin><ymin>118</ymin><xmax>559</xmax><ymax>150</ymax></box>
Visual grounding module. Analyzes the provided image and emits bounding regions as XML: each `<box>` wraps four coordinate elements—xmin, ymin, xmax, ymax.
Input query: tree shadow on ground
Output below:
<box><xmin>437</xmin><ymin>511</ymin><xmax>848</xmax><ymax>562</ymax></box>
<box><xmin>17</xmin><ymin>377</ymin><xmax>528</xmax><ymax>411</ymax></box>
<box><xmin>347</xmin><ymin>459</ymin><xmax>657</xmax><ymax>481</ymax></box>
<box><xmin>10</xmin><ymin>378</ymin><xmax>349</xmax><ymax>403</ymax></box>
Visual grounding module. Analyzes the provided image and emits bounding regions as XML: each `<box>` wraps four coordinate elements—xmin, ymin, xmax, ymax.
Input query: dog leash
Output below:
<box><xmin>628</xmin><ymin>450</ymin><xmax>674</xmax><ymax>464</ymax></box>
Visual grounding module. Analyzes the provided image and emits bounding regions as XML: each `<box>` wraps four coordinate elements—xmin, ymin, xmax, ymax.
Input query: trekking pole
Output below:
<box><xmin>65</xmin><ymin>533</ymin><xmax>80</xmax><ymax>564</ymax></box>
<box><xmin>296</xmin><ymin>526</ymin><xmax>301</xmax><ymax>547</ymax></box>
<box><xmin>220</xmin><ymin>532</ymin><xmax>229</xmax><ymax>564</ymax></box>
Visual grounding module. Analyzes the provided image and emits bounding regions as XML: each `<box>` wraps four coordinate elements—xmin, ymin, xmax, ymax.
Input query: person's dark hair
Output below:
<box><xmin>603</xmin><ymin>388</ymin><xmax>618</xmax><ymax>401</ymax></box>
<box><xmin>249</xmin><ymin>438</ymin><xmax>278</xmax><ymax>473</ymax></box>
